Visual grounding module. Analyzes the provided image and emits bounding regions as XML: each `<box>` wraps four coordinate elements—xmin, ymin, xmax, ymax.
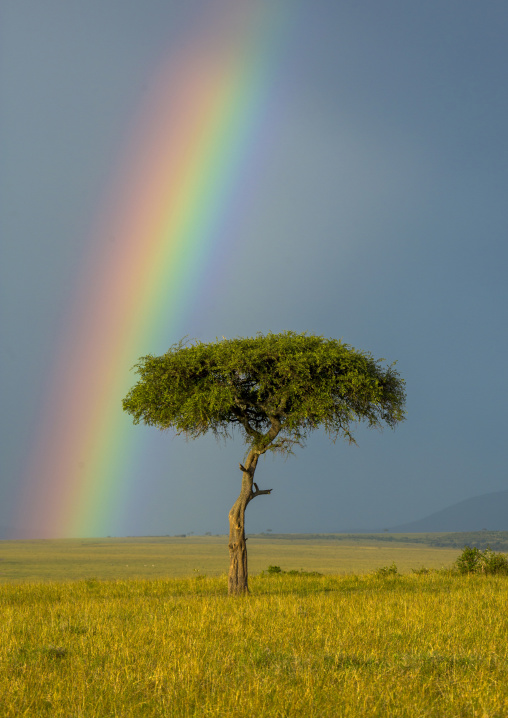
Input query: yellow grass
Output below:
<box><xmin>1</xmin><ymin>572</ymin><xmax>508</xmax><ymax>717</ymax></box>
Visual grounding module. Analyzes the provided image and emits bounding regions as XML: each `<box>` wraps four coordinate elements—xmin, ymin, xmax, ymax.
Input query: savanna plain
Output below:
<box><xmin>1</xmin><ymin>534</ymin><xmax>508</xmax><ymax>717</ymax></box>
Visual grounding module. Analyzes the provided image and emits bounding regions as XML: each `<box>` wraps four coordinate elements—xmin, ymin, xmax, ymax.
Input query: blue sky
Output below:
<box><xmin>1</xmin><ymin>0</ymin><xmax>507</xmax><ymax>537</ymax></box>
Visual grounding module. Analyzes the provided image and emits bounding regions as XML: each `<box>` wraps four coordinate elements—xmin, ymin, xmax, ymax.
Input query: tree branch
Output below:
<box><xmin>231</xmin><ymin>406</ymin><xmax>264</xmax><ymax>444</ymax></box>
<box><xmin>252</xmin><ymin>416</ymin><xmax>282</xmax><ymax>456</ymax></box>
<box><xmin>250</xmin><ymin>482</ymin><xmax>272</xmax><ymax>500</ymax></box>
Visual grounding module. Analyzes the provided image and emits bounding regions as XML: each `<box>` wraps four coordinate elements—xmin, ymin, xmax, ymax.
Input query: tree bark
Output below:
<box><xmin>228</xmin><ymin>451</ymin><xmax>274</xmax><ymax>595</ymax></box>
<box><xmin>228</xmin><ymin>452</ymin><xmax>257</xmax><ymax>595</ymax></box>
<box><xmin>227</xmin><ymin>502</ymin><xmax>249</xmax><ymax>595</ymax></box>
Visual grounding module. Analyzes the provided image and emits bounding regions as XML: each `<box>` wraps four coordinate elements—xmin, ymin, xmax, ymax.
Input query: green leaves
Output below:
<box><xmin>122</xmin><ymin>331</ymin><xmax>406</xmax><ymax>453</ymax></box>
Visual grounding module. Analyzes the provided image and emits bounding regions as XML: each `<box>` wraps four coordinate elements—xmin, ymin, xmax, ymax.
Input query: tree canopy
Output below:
<box><xmin>123</xmin><ymin>331</ymin><xmax>405</xmax><ymax>454</ymax></box>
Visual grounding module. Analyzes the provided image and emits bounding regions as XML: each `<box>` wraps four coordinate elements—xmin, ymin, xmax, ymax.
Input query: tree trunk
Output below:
<box><xmin>228</xmin><ymin>495</ymin><xmax>249</xmax><ymax>595</ymax></box>
<box><xmin>228</xmin><ymin>451</ymin><xmax>261</xmax><ymax>595</ymax></box>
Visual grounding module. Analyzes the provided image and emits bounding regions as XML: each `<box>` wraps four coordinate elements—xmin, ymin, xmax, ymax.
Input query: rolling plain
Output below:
<box><xmin>1</xmin><ymin>534</ymin><xmax>507</xmax><ymax>716</ymax></box>
<box><xmin>0</xmin><ymin>534</ymin><xmax>462</xmax><ymax>583</ymax></box>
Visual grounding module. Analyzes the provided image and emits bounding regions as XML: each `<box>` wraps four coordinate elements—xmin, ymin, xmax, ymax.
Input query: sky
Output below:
<box><xmin>1</xmin><ymin>0</ymin><xmax>507</xmax><ymax>538</ymax></box>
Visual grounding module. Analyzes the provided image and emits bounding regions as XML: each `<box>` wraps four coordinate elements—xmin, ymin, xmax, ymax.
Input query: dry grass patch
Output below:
<box><xmin>1</xmin><ymin>572</ymin><xmax>508</xmax><ymax>716</ymax></box>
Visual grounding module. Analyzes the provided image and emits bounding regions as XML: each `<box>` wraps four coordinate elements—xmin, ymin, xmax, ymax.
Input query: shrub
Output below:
<box><xmin>375</xmin><ymin>562</ymin><xmax>398</xmax><ymax>577</ymax></box>
<box><xmin>455</xmin><ymin>546</ymin><xmax>508</xmax><ymax>575</ymax></box>
<box><xmin>267</xmin><ymin>565</ymin><xmax>282</xmax><ymax>574</ymax></box>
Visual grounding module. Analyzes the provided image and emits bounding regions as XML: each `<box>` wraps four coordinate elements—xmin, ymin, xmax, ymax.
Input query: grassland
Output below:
<box><xmin>2</xmin><ymin>572</ymin><xmax>508</xmax><ymax>717</ymax></box>
<box><xmin>1</xmin><ymin>536</ymin><xmax>507</xmax><ymax>716</ymax></box>
<box><xmin>0</xmin><ymin>535</ymin><xmax>461</xmax><ymax>583</ymax></box>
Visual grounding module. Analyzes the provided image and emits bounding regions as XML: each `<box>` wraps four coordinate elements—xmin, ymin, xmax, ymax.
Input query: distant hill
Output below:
<box><xmin>390</xmin><ymin>490</ymin><xmax>508</xmax><ymax>533</ymax></box>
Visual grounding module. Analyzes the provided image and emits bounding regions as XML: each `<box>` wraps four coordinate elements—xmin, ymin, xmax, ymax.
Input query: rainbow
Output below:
<box><xmin>18</xmin><ymin>2</ymin><xmax>293</xmax><ymax>538</ymax></box>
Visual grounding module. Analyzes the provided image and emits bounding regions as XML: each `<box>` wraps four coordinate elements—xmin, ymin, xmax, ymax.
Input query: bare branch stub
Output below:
<box><xmin>251</xmin><ymin>483</ymin><xmax>272</xmax><ymax>500</ymax></box>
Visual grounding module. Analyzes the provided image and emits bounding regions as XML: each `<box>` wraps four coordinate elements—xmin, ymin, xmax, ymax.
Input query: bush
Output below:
<box><xmin>455</xmin><ymin>546</ymin><xmax>508</xmax><ymax>575</ymax></box>
<box><xmin>267</xmin><ymin>565</ymin><xmax>282</xmax><ymax>574</ymax></box>
<box><xmin>375</xmin><ymin>563</ymin><xmax>398</xmax><ymax>577</ymax></box>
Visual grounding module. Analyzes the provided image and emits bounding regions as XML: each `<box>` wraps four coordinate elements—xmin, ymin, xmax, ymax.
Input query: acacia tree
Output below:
<box><xmin>122</xmin><ymin>331</ymin><xmax>405</xmax><ymax>595</ymax></box>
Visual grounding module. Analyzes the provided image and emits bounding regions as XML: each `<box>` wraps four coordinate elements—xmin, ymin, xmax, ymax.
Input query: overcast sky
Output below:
<box><xmin>1</xmin><ymin>0</ymin><xmax>507</xmax><ymax>538</ymax></box>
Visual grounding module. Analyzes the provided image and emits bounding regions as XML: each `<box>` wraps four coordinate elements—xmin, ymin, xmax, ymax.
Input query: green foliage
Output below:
<box><xmin>375</xmin><ymin>562</ymin><xmax>399</xmax><ymax>576</ymax></box>
<box><xmin>122</xmin><ymin>331</ymin><xmax>406</xmax><ymax>453</ymax></box>
<box><xmin>455</xmin><ymin>545</ymin><xmax>508</xmax><ymax>575</ymax></box>
<box><xmin>267</xmin><ymin>565</ymin><xmax>282</xmax><ymax>574</ymax></box>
